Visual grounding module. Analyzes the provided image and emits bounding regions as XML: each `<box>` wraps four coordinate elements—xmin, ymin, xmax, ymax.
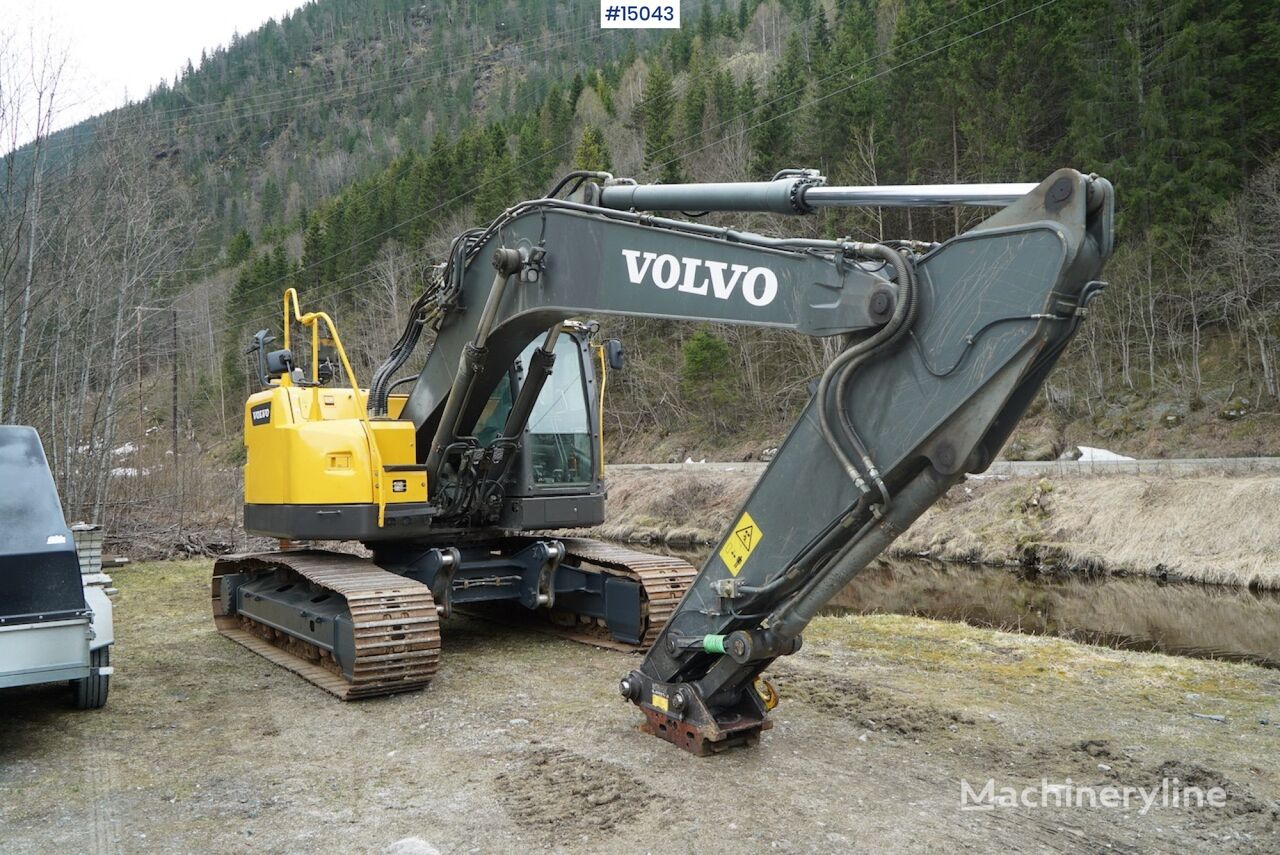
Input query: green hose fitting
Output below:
<box><xmin>703</xmin><ymin>634</ymin><xmax>727</xmax><ymax>654</ymax></box>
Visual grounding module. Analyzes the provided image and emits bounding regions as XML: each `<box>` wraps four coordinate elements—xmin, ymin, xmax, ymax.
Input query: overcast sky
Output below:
<box><xmin>4</xmin><ymin>0</ymin><xmax>309</xmax><ymax>141</ymax></box>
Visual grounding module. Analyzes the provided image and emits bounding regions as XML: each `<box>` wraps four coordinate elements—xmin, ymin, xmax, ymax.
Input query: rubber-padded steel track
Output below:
<box><xmin>212</xmin><ymin>551</ymin><xmax>440</xmax><ymax>700</ymax></box>
<box><xmin>556</xmin><ymin>538</ymin><xmax>697</xmax><ymax>649</ymax></box>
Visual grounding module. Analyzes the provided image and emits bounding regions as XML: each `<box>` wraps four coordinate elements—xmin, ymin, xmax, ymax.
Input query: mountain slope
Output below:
<box><xmin>3</xmin><ymin>0</ymin><xmax>1279</xmax><ymax>542</ymax></box>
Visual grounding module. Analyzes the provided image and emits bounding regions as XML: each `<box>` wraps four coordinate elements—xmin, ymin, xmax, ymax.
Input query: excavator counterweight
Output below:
<box><xmin>215</xmin><ymin>168</ymin><xmax>1113</xmax><ymax>755</ymax></box>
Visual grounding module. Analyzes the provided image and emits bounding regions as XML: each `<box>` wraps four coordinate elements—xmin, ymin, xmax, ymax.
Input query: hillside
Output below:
<box><xmin>3</xmin><ymin>0</ymin><xmax>1280</xmax><ymax>541</ymax></box>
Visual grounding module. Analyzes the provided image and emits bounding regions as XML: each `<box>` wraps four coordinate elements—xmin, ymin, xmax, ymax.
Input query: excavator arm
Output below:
<box><xmin>390</xmin><ymin>167</ymin><xmax>1114</xmax><ymax>753</ymax></box>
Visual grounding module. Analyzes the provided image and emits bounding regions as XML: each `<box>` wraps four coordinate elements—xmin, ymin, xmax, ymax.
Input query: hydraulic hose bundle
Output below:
<box><xmin>817</xmin><ymin>242</ymin><xmax>918</xmax><ymax>503</ymax></box>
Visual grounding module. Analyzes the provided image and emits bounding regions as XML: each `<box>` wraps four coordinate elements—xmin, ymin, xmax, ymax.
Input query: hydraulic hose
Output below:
<box><xmin>834</xmin><ymin>246</ymin><xmax>919</xmax><ymax>502</ymax></box>
<box><xmin>424</xmin><ymin>248</ymin><xmax>523</xmax><ymax>481</ymax></box>
<box><xmin>815</xmin><ymin>243</ymin><xmax>917</xmax><ymax>500</ymax></box>
<box><xmin>368</xmin><ymin>304</ymin><xmax>429</xmax><ymax>416</ymax></box>
<box><xmin>768</xmin><ymin>466</ymin><xmax>953</xmax><ymax>640</ymax></box>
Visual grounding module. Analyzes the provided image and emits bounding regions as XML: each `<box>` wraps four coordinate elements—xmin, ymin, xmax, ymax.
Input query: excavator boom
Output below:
<box><xmin>389</xmin><ymin>166</ymin><xmax>1112</xmax><ymax>752</ymax></box>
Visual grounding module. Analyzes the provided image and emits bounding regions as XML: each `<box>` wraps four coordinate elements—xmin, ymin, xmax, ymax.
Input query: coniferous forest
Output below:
<box><xmin>2</xmin><ymin>0</ymin><xmax>1279</xmax><ymax>541</ymax></box>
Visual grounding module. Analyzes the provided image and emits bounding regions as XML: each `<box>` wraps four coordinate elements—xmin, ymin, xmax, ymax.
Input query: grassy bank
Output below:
<box><xmin>900</xmin><ymin>474</ymin><xmax>1280</xmax><ymax>589</ymax></box>
<box><xmin>593</xmin><ymin>468</ymin><xmax>1280</xmax><ymax>590</ymax></box>
<box><xmin>585</xmin><ymin>467</ymin><xmax>757</xmax><ymax>547</ymax></box>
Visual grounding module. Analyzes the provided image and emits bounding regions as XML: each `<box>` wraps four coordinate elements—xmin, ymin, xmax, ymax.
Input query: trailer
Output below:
<box><xmin>0</xmin><ymin>426</ymin><xmax>114</xmax><ymax>708</ymax></box>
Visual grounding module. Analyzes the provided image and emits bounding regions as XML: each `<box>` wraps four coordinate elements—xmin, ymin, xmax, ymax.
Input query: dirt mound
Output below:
<box><xmin>493</xmin><ymin>747</ymin><xmax>653</xmax><ymax>836</ymax></box>
<box><xmin>773</xmin><ymin>670</ymin><xmax>975</xmax><ymax>735</ymax></box>
<box><xmin>1151</xmin><ymin>760</ymin><xmax>1274</xmax><ymax>820</ymax></box>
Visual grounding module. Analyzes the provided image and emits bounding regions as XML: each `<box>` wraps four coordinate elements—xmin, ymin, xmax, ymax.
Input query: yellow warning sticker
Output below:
<box><xmin>719</xmin><ymin>511</ymin><xmax>763</xmax><ymax>576</ymax></box>
<box><xmin>651</xmin><ymin>692</ymin><xmax>669</xmax><ymax>712</ymax></box>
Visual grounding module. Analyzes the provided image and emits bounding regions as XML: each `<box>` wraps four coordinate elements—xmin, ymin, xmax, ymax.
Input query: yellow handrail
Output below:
<box><xmin>280</xmin><ymin>288</ymin><xmax>388</xmax><ymax>526</ymax></box>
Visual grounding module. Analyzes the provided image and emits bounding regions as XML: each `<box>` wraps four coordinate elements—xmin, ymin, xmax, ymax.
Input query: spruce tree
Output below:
<box><xmin>640</xmin><ymin>65</ymin><xmax>685</xmax><ymax>184</ymax></box>
<box><xmin>699</xmin><ymin>1</ymin><xmax>715</xmax><ymax>42</ymax></box>
<box><xmin>474</xmin><ymin>148</ymin><xmax>516</xmax><ymax>224</ymax></box>
<box><xmin>573</xmin><ymin>126</ymin><xmax>613</xmax><ymax>173</ymax></box>
<box><xmin>750</xmin><ymin>34</ymin><xmax>807</xmax><ymax>178</ymax></box>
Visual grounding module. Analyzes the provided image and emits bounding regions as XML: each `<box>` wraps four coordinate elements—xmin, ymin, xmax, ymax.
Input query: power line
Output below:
<box><xmin>209</xmin><ymin>11</ymin><xmax>843</xmax><ymax>332</ymax></box>
<box><xmin>17</xmin><ymin>1</ymin><xmax>1067</xmax><ymax>378</ymax></box>
<box><xmin>217</xmin><ymin>0</ymin><xmax>1063</xmax><ymax>341</ymax></box>
<box><xmin>32</xmin><ymin>19</ymin><xmax>616</xmax><ymax>157</ymax></box>
<box><xmin>137</xmin><ymin>18</ymin><xmax>609</xmax><ymax>123</ymax></box>
<box><xmin>636</xmin><ymin>0</ymin><xmax>1018</xmax><ymax>178</ymax></box>
<box><xmin>16</xmin><ymin>19</ymin><xmax>625</xmax><ymax>294</ymax></box>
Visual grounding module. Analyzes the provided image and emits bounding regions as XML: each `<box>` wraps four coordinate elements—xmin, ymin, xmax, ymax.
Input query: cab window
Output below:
<box><xmin>521</xmin><ymin>337</ymin><xmax>593</xmax><ymax>485</ymax></box>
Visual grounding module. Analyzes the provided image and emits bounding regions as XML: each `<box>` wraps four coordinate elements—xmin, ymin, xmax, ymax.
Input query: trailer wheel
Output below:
<box><xmin>71</xmin><ymin>647</ymin><xmax>110</xmax><ymax>710</ymax></box>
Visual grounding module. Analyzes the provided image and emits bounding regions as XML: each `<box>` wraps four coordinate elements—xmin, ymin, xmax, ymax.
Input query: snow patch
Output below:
<box><xmin>110</xmin><ymin>467</ymin><xmax>151</xmax><ymax>478</ymax></box>
<box><xmin>1073</xmin><ymin>446</ymin><xmax>1135</xmax><ymax>462</ymax></box>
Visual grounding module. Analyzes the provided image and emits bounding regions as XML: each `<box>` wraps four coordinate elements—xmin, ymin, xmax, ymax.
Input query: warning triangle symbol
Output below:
<box><xmin>736</xmin><ymin>525</ymin><xmax>754</xmax><ymax>549</ymax></box>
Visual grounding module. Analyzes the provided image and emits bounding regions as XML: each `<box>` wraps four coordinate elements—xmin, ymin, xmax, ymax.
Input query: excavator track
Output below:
<box><xmin>212</xmin><ymin>551</ymin><xmax>440</xmax><ymax>700</ymax></box>
<box><xmin>547</xmin><ymin>538</ymin><xmax>698</xmax><ymax>651</ymax></box>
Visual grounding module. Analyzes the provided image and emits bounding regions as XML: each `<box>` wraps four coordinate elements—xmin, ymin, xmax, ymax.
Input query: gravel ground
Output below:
<box><xmin>2</xmin><ymin>560</ymin><xmax>1278</xmax><ymax>854</ymax></box>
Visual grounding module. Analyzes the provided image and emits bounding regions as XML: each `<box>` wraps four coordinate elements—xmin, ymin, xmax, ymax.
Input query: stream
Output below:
<box><xmin>656</xmin><ymin>545</ymin><xmax>1280</xmax><ymax>669</ymax></box>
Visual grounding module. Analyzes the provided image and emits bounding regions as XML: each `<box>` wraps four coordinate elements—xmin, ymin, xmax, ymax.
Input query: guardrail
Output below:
<box><xmin>610</xmin><ymin>457</ymin><xmax>1280</xmax><ymax>479</ymax></box>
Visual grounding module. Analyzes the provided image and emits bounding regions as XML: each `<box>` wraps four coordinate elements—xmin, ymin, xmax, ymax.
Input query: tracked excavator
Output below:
<box><xmin>214</xmin><ymin>167</ymin><xmax>1113</xmax><ymax>752</ymax></box>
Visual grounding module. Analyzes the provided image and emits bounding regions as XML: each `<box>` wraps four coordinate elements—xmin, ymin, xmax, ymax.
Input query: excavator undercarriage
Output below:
<box><xmin>213</xmin><ymin>538</ymin><xmax>696</xmax><ymax>698</ymax></box>
<box><xmin>215</xmin><ymin>166</ymin><xmax>1113</xmax><ymax>755</ymax></box>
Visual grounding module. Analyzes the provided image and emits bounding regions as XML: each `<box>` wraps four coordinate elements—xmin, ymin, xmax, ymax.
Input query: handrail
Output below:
<box><xmin>594</xmin><ymin>342</ymin><xmax>607</xmax><ymax>479</ymax></box>
<box><xmin>280</xmin><ymin>288</ymin><xmax>388</xmax><ymax>526</ymax></box>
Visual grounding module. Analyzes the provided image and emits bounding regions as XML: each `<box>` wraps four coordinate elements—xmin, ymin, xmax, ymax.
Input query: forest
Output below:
<box><xmin>1</xmin><ymin>0</ymin><xmax>1278</xmax><ymax>547</ymax></box>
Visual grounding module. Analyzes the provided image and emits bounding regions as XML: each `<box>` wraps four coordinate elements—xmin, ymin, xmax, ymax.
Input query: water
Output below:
<box><xmin>658</xmin><ymin>545</ymin><xmax>1280</xmax><ymax>669</ymax></box>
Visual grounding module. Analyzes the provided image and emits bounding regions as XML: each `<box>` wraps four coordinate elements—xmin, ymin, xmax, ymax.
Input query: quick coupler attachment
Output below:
<box><xmin>619</xmin><ymin>670</ymin><xmax>771</xmax><ymax>756</ymax></box>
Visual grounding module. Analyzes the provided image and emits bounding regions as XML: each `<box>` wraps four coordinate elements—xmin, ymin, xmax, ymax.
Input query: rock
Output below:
<box><xmin>387</xmin><ymin>839</ymin><xmax>440</xmax><ymax>855</ymax></box>
<box><xmin>1025</xmin><ymin>443</ymin><xmax>1056</xmax><ymax>462</ymax></box>
<box><xmin>1219</xmin><ymin>397</ymin><xmax>1251</xmax><ymax>421</ymax></box>
<box><xmin>1151</xmin><ymin>401</ymin><xmax>1186</xmax><ymax>427</ymax></box>
<box><xmin>1192</xmin><ymin>713</ymin><xmax>1227</xmax><ymax>723</ymax></box>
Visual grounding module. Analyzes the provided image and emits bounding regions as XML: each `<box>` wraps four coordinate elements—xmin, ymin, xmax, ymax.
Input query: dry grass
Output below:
<box><xmin>898</xmin><ymin>474</ymin><xmax>1280</xmax><ymax>589</ymax></box>
<box><xmin>598</xmin><ymin>468</ymin><xmax>1280</xmax><ymax>590</ymax></box>
<box><xmin>586</xmin><ymin>468</ymin><xmax>756</xmax><ymax>546</ymax></box>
